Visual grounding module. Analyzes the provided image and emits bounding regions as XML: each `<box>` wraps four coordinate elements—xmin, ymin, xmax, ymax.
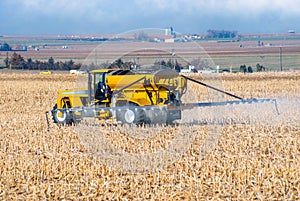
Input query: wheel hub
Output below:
<box><xmin>124</xmin><ymin>109</ymin><xmax>135</xmax><ymax>123</ymax></box>
<box><xmin>56</xmin><ymin>110</ymin><xmax>66</xmax><ymax>122</ymax></box>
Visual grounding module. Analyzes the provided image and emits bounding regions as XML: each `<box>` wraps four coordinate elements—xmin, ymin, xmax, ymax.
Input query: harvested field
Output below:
<box><xmin>0</xmin><ymin>72</ymin><xmax>299</xmax><ymax>200</ymax></box>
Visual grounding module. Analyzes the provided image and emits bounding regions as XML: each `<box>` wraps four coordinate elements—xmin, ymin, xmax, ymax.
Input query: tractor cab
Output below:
<box><xmin>94</xmin><ymin>71</ymin><xmax>110</xmax><ymax>102</ymax></box>
<box><xmin>89</xmin><ymin>69</ymin><xmax>113</xmax><ymax>104</ymax></box>
<box><xmin>90</xmin><ymin>69</ymin><xmax>135</xmax><ymax>104</ymax></box>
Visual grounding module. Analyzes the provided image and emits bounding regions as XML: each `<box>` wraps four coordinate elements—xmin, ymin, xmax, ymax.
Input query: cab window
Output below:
<box><xmin>94</xmin><ymin>72</ymin><xmax>107</xmax><ymax>92</ymax></box>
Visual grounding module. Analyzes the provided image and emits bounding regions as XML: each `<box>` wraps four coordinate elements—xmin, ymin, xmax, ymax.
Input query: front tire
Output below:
<box><xmin>51</xmin><ymin>104</ymin><xmax>73</xmax><ymax>125</ymax></box>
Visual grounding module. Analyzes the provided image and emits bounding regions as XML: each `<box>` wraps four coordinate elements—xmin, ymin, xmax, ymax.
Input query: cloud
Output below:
<box><xmin>0</xmin><ymin>0</ymin><xmax>299</xmax><ymax>34</ymax></box>
<box><xmin>141</xmin><ymin>0</ymin><xmax>300</xmax><ymax>17</ymax></box>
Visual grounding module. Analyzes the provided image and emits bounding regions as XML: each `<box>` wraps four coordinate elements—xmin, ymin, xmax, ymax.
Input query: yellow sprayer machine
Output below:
<box><xmin>46</xmin><ymin>69</ymin><xmax>278</xmax><ymax>128</ymax></box>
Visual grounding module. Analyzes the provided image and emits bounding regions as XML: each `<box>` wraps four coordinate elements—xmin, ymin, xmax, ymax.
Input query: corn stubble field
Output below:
<box><xmin>0</xmin><ymin>72</ymin><xmax>299</xmax><ymax>200</ymax></box>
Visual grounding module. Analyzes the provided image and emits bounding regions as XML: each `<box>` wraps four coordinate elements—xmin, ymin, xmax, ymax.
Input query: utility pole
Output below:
<box><xmin>279</xmin><ymin>46</ymin><xmax>283</xmax><ymax>71</ymax></box>
<box><xmin>6</xmin><ymin>51</ymin><xmax>9</xmax><ymax>67</ymax></box>
<box><xmin>95</xmin><ymin>49</ymin><xmax>97</xmax><ymax>67</ymax></box>
<box><xmin>171</xmin><ymin>49</ymin><xmax>175</xmax><ymax>70</ymax></box>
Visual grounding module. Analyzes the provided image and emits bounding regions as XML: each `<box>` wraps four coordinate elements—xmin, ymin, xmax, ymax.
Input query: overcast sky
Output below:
<box><xmin>0</xmin><ymin>0</ymin><xmax>299</xmax><ymax>35</ymax></box>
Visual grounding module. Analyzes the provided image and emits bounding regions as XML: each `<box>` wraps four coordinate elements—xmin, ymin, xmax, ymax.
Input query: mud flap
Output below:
<box><xmin>45</xmin><ymin>111</ymin><xmax>51</xmax><ymax>131</ymax></box>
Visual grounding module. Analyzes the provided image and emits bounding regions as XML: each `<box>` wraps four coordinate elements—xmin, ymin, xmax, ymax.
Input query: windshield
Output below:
<box><xmin>94</xmin><ymin>73</ymin><xmax>104</xmax><ymax>85</ymax></box>
<box><xmin>94</xmin><ymin>72</ymin><xmax>108</xmax><ymax>94</ymax></box>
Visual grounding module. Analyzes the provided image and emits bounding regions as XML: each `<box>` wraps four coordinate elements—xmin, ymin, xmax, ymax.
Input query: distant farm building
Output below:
<box><xmin>287</xmin><ymin>30</ymin><xmax>295</xmax><ymax>34</ymax></box>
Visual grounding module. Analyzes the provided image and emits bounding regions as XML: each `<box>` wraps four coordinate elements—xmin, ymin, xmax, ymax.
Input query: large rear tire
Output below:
<box><xmin>116</xmin><ymin>104</ymin><xmax>145</xmax><ymax>125</ymax></box>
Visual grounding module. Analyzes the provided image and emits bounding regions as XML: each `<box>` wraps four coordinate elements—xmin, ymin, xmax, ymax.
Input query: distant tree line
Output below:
<box><xmin>154</xmin><ymin>59</ymin><xmax>183</xmax><ymax>71</ymax></box>
<box><xmin>88</xmin><ymin>59</ymin><xmax>138</xmax><ymax>70</ymax></box>
<box><xmin>0</xmin><ymin>43</ymin><xmax>12</xmax><ymax>51</ymax></box>
<box><xmin>240</xmin><ymin>64</ymin><xmax>253</xmax><ymax>73</ymax></box>
<box><xmin>256</xmin><ymin>63</ymin><xmax>266</xmax><ymax>72</ymax></box>
<box><xmin>94</xmin><ymin>58</ymin><xmax>183</xmax><ymax>71</ymax></box>
<box><xmin>240</xmin><ymin>63</ymin><xmax>266</xmax><ymax>73</ymax></box>
<box><xmin>207</xmin><ymin>30</ymin><xmax>238</xmax><ymax>38</ymax></box>
<box><xmin>6</xmin><ymin>53</ymin><xmax>173</xmax><ymax>71</ymax></box>
<box><xmin>6</xmin><ymin>52</ymin><xmax>81</xmax><ymax>70</ymax></box>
